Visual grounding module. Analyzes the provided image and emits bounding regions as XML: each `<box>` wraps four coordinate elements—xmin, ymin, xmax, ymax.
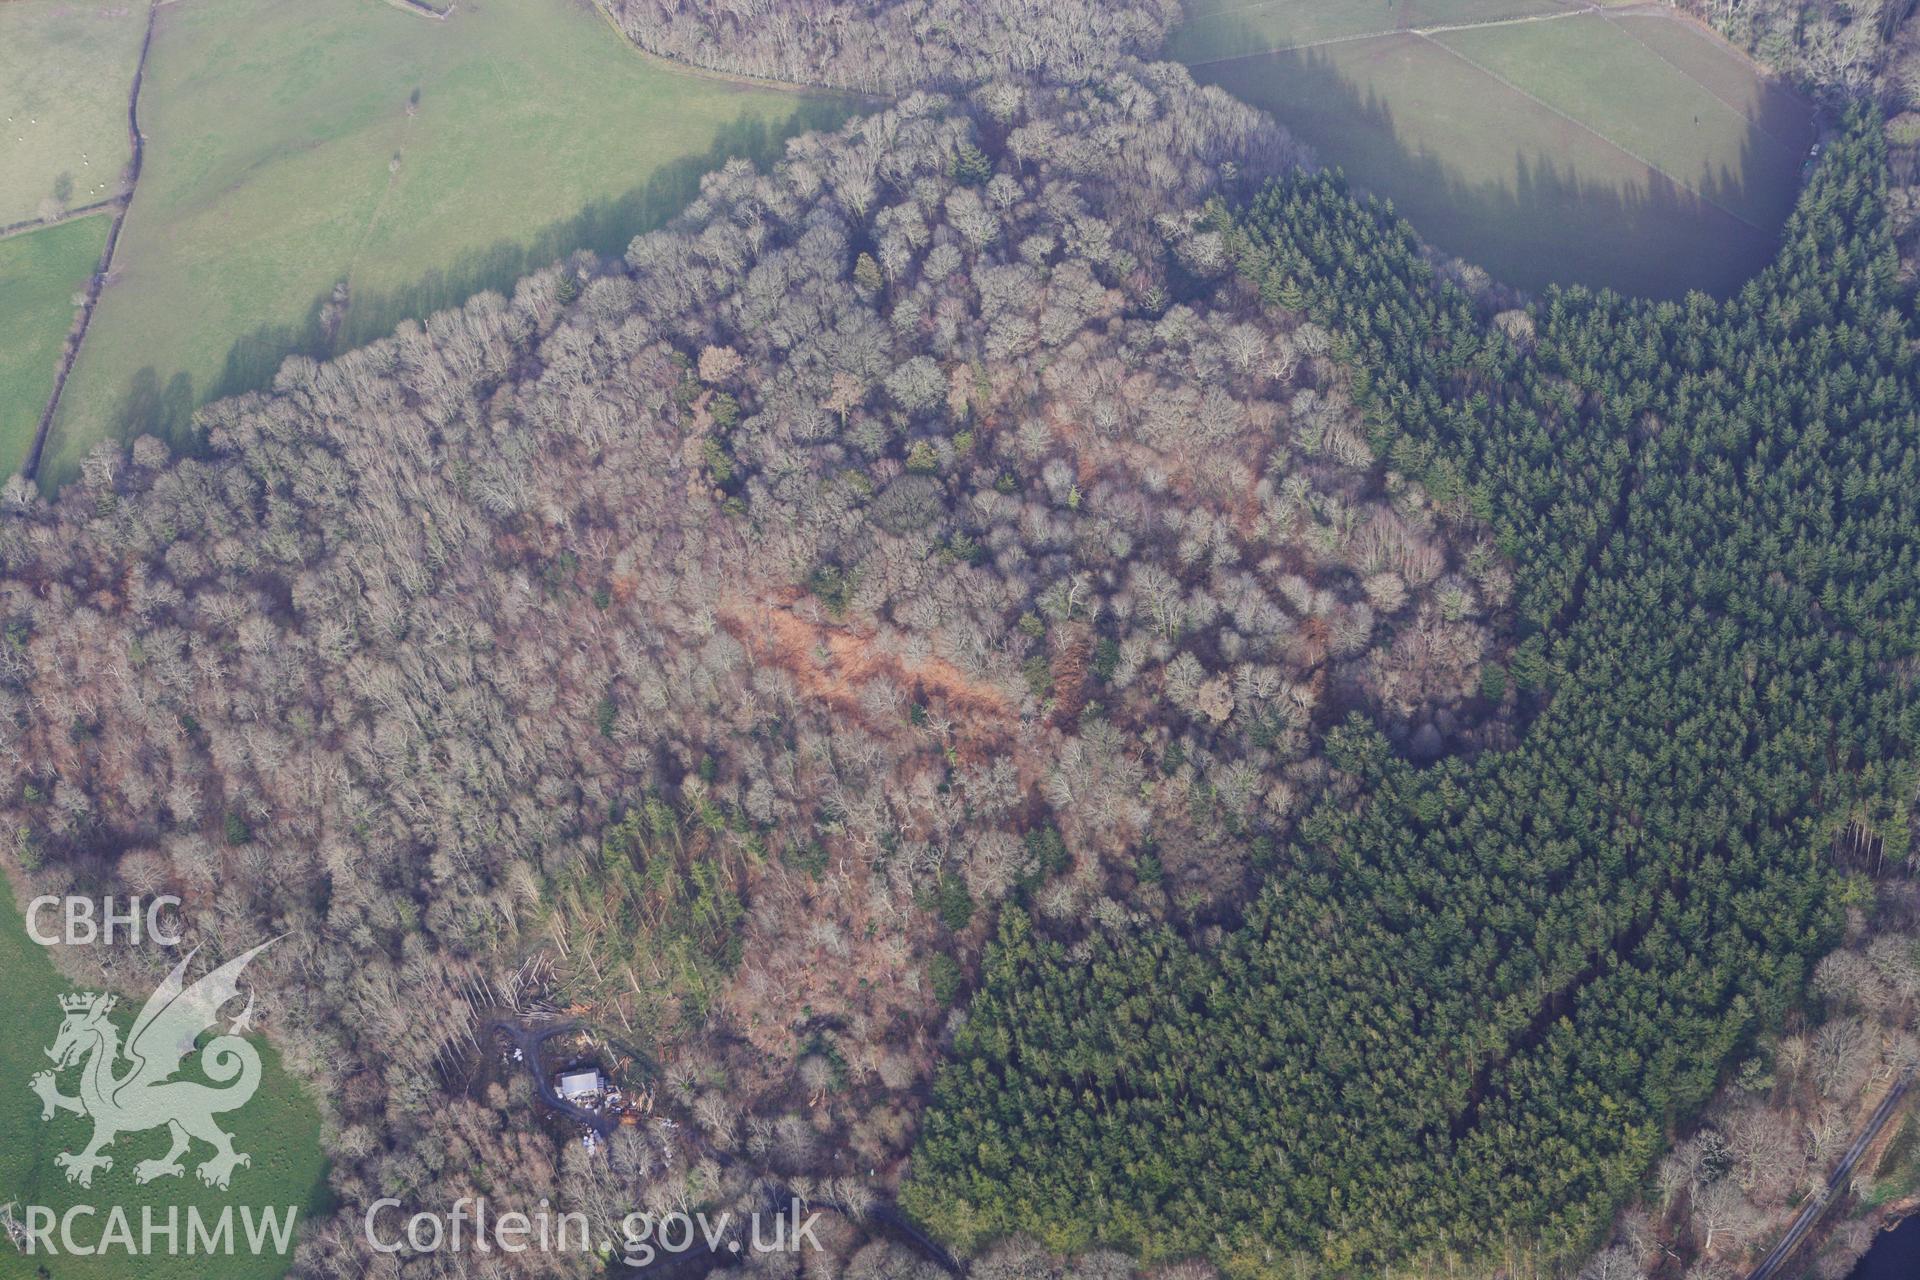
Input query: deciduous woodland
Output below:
<box><xmin>0</xmin><ymin>67</ymin><xmax>1509</xmax><ymax>1277</ymax></box>
<box><xmin>4</xmin><ymin>4</ymin><xmax>1920</xmax><ymax>1280</ymax></box>
<box><xmin>1680</xmin><ymin>0</ymin><xmax>1920</xmax><ymax>101</ymax></box>
<box><xmin>592</xmin><ymin>0</ymin><xmax>1180</xmax><ymax>92</ymax></box>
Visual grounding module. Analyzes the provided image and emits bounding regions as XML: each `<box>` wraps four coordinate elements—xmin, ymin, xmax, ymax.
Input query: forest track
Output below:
<box><xmin>482</xmin><ymin>1016</ymin><xmax>618</xmax><ymax>1136</ymax></box>
<box><xmin>21</xmin><ymin>0</ymin><xmax>156</xmax><ymax>483</ymax></box>
<box><xmin>1743</xmin><ymin>1063</ymin><xmax>1916</xmax><ymax>1280</ymax></box>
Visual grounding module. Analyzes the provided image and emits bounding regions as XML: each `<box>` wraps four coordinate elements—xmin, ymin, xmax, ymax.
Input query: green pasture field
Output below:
<box><xmin>1198</xmin><ymin>32</ymin><xmax>1779</xmax><ymax>298</ymax></box>
<box><xmin>1169</xmin><ymin>0</ymin><xmax>1566</xmax><ymax>65</ymax></box>
<box><xmin>1435</xmin><ymin>12</ymin><xmax>1811</xmax><ymax>229</ymax></box>
<box><xmin>0</xmin><ymin>890</ymin><xmax>328</xmax><ymax>1280</ymax></box>
<box><xmin>1175</xmin><ymin>1</ymin><xmax>1815</xmax><ymax>298</ymax></box>
<box><xmin>0</xmin><ymin>0</ymin><xmax>146</xmax><ymax>226</ymax></box>
<box><xmin>41</xmin><ymin>0</ymin><xmax>846</xmax><ymax>485</ymax></box>
<box><xmin>1608</xmin><ymin>10</ymin><xmax>1813</xmax><ymax>131</ymax></box>
<box><xmin>0</xmin><ymin>216</ymin><xmax>109</xmax><ymax>476</ymax></box>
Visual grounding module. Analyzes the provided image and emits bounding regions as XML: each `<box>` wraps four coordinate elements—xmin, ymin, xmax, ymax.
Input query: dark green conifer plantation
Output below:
<box><xmin>907</xmin><ymin>114</ymin><xmax>1920</xmax><ymax>1274</ymax></box>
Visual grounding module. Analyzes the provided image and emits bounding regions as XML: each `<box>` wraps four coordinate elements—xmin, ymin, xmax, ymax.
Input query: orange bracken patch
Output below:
<box><xmin>720</xmin><ymin>591</ymin><xmax>1015</xmax><ymax>756</ymax></box>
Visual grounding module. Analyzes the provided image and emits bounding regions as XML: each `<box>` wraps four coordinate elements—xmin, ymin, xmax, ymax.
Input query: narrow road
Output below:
<box><xmin>22</xmin><ymin>0</ymin><xmax>157</xmax><ymax>482</ymax></box>
<box><xmin>1744</xmin><ymin>1064</ymin><xmax>1916</xmax><ymax>1280</ymax></box>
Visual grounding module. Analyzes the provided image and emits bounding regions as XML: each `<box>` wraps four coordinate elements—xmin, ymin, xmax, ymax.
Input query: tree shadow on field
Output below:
<box><xmin>1193</xmin><ymin>40</ymin><xmax>1815</xmax><ymax>301</ymax></box>
<box><xmin>325</xmin><ymin>98</ymin><xmax>853</xmax><ymax>352</ymax></box>
<box><xmin>113</xmin><ymin>367</ymin><xmax>197</xmax><ymax>446</ymax></box>
<box><xmin>107</xmin><ymin>96</ymin><xmax>853</xmax><ymax>458</ymax></box>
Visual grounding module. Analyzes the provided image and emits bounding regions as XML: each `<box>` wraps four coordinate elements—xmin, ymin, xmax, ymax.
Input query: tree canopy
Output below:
<box><xmin>905</xmin><ymin>113</ymin><xmax>1920</xmax><ymax>1275</ymax></box>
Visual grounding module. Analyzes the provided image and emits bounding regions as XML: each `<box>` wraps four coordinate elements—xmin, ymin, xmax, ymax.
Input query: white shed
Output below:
<box><xmin>556</xmin><ymin>1069</ymin><xmax>604</xmax><ymax>1101</ymax></box>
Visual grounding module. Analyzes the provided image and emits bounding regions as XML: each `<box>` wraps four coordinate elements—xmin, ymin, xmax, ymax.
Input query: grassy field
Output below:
<box><xmin>1609</xmin><ymin>9</ymin><xmax>1814</xmax><ymax>130</ymax></box>
<box><xmin>0</xmin><ymin>216</ymin><xmax>109</xmax><ymax>476</ymax></box>
<box><xmin>1435</xmin><ymin>13</ymin><xmax>1812</xmax><ymax>229</ymax></box>
<box><xmin>0</xmin><ymin>0</ymin><xmax>146</xmax><ymax>227</ymax></box>
<box><xmin>0</xmin><ymin>890</ymin><xmax>328</xmax><ymax>1280</ymax></box>
<box><xmin>41</xmin><ymin>0</ymin><xmax>846</xmax><ymax>485</ymax></box>
<box><xmin>1176</xmin><ymin>2</ymin><xmax>1814</xmax><ymax>298</ymax></box>
<box><xmin>1169</xmin><ymin>0</ymin><xmax>1566</xmax><ymax>64</ymax></box>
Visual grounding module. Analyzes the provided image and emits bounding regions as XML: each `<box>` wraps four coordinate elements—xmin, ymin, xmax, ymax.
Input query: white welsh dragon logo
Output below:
<box><xmin>28</xmin><ymin>941</ymin><xmax>273</xmax><ymax>1190</ymax></box>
